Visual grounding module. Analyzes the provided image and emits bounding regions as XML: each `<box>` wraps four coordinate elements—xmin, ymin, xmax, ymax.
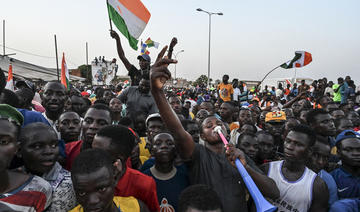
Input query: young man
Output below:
<box><xmin>264</xmin><ymin>124</ymin><xmax>329</xmax><ymax>212</ymax></box>
<box><xmin>331</xmin><ymin>130</ymin><xmax>360</xmax><ymax>199</ymax></box>
<box><xmin>92</xmin><ymin>125</ymin><xmax>159</xmax><ymax>212</ymax></box>
<box><xmin>65</xmin><ymin>104</ymin><xmax>112</xmax><ymax>170</ymax></box>
<box><xmin>109</xmin><ymin>97</ymin><xmax>123</xmax><ymax>125</ymax></box>
<box><xmin>150</xmin><ymin>49</ymin><xmax>279</xmax><ymax>212</ymax></box>
<box><xmin>306</xmin><ymin>137</ymin><xmax>338</xmax><ymax>206</ymax></box>
<box><xmin>229</xmin><ymin>108</ymin><xmax>254</xmax><ymax>145</ymax></box>
<box><xmin>237</xmin><ymin>132</ymin><xmax>259</xmax><ymax>162</ymax></box>
<box><xmin>264</xmin><ymin>111</ymin><xmax>287</xmax><ymax>152</ymax></box>
<box><xmin>217</xmin><ymin>75</ymin><xmax>233</xmax><ymax>102</ymax></box>
<box><xmin>57</xmin><ymin>111</ymin><xmax>81</xmax><ymax>143</ymax></box>
<box><xmin>19</xmin><ymin>123</ymin><xmax>77</xmax><ymax>211</ymax></box>
<box><xmin>0</xmin><ymin>104</ymin><xmax>52</xmax><ymax>211</ymax></box>
<box><xmin>181</xmin><ymin>120</ymin><xmax>200</xmax><ymax>143</ymax></box>
<box><xmin>143</xmin><ymin>132</ymin><xmax>189</xmax><ymax>211</ymax></box>
<box><xmin>70</xmin><ymin>149</ymin><xmax>149</xmax><ymax>212</ymax></box>
<box><xmin>307</xmin><ymin>109</ymin><xmax>337</xmax><ymax>147</ymax></box>
<box><xmin>219</xmin><ymin>102</ymin><xmax>239</xmax><ymax>131</ymax></box>
<box><xmin>42</xmin><ymin>81</ymin><xmax>67</xmax><ymax>137</ymax></box>
<box><xmin>256</xmin><ymin>131</ymin><xmax>276</xmax><ymax>165</ymax></box>
<box><xmin>178</xmin><ymin>184</ymin><xmax>223</xmax><ymax>212</ymax></box>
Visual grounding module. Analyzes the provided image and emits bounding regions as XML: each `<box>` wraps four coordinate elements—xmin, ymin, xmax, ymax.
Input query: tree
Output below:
<box><xmin>193</xmin><ymin>75</ymin><xmax>208</xmax><ymax>87</ymax></box>
<box><xmin>78</xmin><ymin>65</ymin><xmax>92</xmax><ymax>84</ymax></box>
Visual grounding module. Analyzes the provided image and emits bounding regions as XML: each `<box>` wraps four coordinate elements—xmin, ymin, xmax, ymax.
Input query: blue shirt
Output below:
<box><xmin>329</xmin><ymin>198</ymin><xmax>360</xmax><ymax>212</ymax></box>
<box><xmin>330</xmin><ymin>167</ymin><xmax>360</xmax><ymax>199</ymax></box>
<box><xmin>318</xmin><ymin>169</ymin><xmax>338</xmax><ymax>206</ymax></box>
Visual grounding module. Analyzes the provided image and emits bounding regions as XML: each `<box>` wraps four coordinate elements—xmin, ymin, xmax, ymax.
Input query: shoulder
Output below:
<box><xmin>114</xmin><ymin>196</ymin><xmax>141</xmax><ymax>211</ymax></box>
<box><xmin>126</xmin><ymin>168</ymin><xmax>156</xmax><ymax>186</ymax></box>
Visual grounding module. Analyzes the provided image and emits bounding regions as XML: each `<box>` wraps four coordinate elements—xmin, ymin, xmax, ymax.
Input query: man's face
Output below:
<box><xmin>291</xmin><ymin>101</ymin><xmax>302</xmax><ymax>116</ymax></box>
<box><xmin>299</xmin><ymin>110</ymin><xmax>308</xmax><ymax>124</ymax></box>
<box><xmin>347</xmin><ymin>112</ymin><xmax>360</xmax><ymax>127</ymax></box>
<box><xmin>103</xmin><ymin>91</ymin><xmax>114</xmax><ymax>105</ymax></box>
<box><xmin>336</xmin><ymin>119</ymin><xmax>353</xmax><ymax>136</ymax></box>
<box><xmin>109</xmin><ymin>98</ymin><xmax>122</xmax><ymax>114</ymax></box>
<box><xmin>219</xmin><ymin>103</ymin><xmax>232</xmax><ymax>121</ymax></box>
<box><xmin>200</xmin><ymin>102</ymin><xmax>215</xmax><ymax>115</ymax></box>
<box><xmin>82</xmin><ymin>108</ymin><xmax>111</xmax><ymax>146</ymax></box>
<box><xmin>238</xmin><ymin>135</ymin><xmax>258</xmax><ymax>161</ymax></box>
<box><xmin>169</xmin><ymin>97</ymin><xmax>182</xmax><ymax>114</ymax></box>
<box><xmin>73</xmin><ymin>167</ymin><xmax>116</xmax><ymax>212</ymax></box>
<box><xmin>21</xmin><ymin>130</ymin><xmax>59</xmax><ymax>175</ymax></box>
<box><xmin>58</xmin><ymin>112</ymin><xmax>81</xmax><ymax>143</ymax></box>
<box><xmin>238</xmin><ymin>110</ymin><xmax>254</xmax><ymax>126</ymax></box>
<box><xmin>307</xmin><ymin>141</ymin><xmax>330</xmax><ymax>173</ymax></box>
<box><xmin>0</xmin><ymin>120</ymin><xmax>18</xmax><ymax>172</ymax></box>
<box><xmin>147</xmin><ymin>119</ymin><xmax>164</xmax><ymax>141</ymax></box>
<box><xmin>331</xmin><ymin>110</ymin><xmax>345</xmax><ymax>120</ymax></box>
<box><xmin>222</xmin><ymin>76</ymin><xmax>229</xmax><ymax>83</ymax></box>
<box><xmin>71</xmin><ymin>96</ymin><xmax>86</xmax><ymax>117</ymax></box>
<box><xmin>284</xmin><ymin>131</ymin><xmax>311</xmax><ymax>162</ymax></box>
<box><xmin>152</xmin><ymin>133</ymin><xmax>176</xmax><ymax>163</ymax></box>
<box><xmin>312</xmin><ymin>114</ymin><xmax>336</xmax><ymax>136</ymax></box>
<box><xmin>195</xmin><ymin>109</ymin><xmax>209</xmax><ymax>125</ymax></box>
<box><xmin>320</xmin><ymin>96</ymin><xmax>332</xmax><ymax>107</ymax></box>
<box><xmin>139</xmin><ymin>58</ymin><xmax>150</xmax><ymax>70</ymax></box>
<box><xmin>265</xmin><ymin>121</ymin><xmax>285</xmax><ymax>137</ymax></box>
<box><xmin>257</xmin><ymin>134</ymin><xmax>275</xmax><ymax>160</ymax></box>
<box><xmin>200</xmin><ymin>117</ymin><xmax>227</xmax><ymax>145</ymax></box>
<box><xmin>138</xmin><ymin>79</ymin><xmax>150</xmax><ymax>94</ymax></box>
<box><xmin>186</xmin><ymin>123</ymin><xmax>200</xmax><ymax>143</ymax></box>
<box><xmin>42</xmin><ymin>82</ymin><xmax>66</xmax><ymax>114</ymax></box>
<box><xmin>338</xmin><ymin>138</ymin><xmax>360</xmax><ymax>168</ymax></box>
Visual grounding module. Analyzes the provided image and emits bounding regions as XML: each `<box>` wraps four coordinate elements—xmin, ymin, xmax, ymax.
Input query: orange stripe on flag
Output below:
<box><xmin>304</xmin><ymin>52</ymin><xmax>312</xmax><ymax>66</ymax></box>
<box><xmin>61</xmin><ymin>53</ymin><xmax>67</xmax><ymax>89</ymax></box>
<box><xmin>7</xmin><ymin>64</ymin><xmax>13</xmax><ymax>82</ymax></box>
<box><xmin>117</xmin><ymin>0</ymin><xmax>151</xmax><ymax>23</ymax></box>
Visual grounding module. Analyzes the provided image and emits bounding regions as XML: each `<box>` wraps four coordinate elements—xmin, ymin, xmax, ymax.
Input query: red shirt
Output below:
<box><xmin>65</xmin><ymin>140</ymin><xmax>83</xmax><ymax>171</ymax></box>
<box><xmin>115</xmin><ymin>168</ymin><xmax>160</xmax><ymax>212</ymax></box>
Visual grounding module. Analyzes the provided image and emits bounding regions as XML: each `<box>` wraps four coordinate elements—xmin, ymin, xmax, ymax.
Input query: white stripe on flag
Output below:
<box><xmin>108</xmin><ymin>0</ymin><xmax>147</xmax><ymax>39</ymax></box>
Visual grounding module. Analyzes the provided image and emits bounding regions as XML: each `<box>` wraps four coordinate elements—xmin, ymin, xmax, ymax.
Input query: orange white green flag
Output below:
<box><xmin>280</xmin><ymin>51</ymin><xmax>312</xmax><ymax>69</ymax></box>
<box><xmin>107</xmin><ymin>0</ymin><xmax>151</xmax><ymax>50</ymax></box>
<box><xmin>5</xmin><ymin>64</ymin><xmax>14</xmax><ymax>91</ymax></box>
<box><xmin>61</xmin><ymin>53</ymin><xmax>70</xmax><ymax>90</ymax></box>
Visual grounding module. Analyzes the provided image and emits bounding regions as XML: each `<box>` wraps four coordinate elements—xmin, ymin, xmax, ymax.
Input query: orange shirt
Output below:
<box><xmin>217</xmin><ymin>83</ymin><xmax>234</xmax><ymax>102</ymax></box>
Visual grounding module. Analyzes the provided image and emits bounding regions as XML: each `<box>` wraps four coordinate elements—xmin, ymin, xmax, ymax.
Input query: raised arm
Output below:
<box><xmin>150</xmin><ymin>46</ymin><xmax>195</xmax><ymax>159</ymax></box>
<box><xmin>110</xmin><ymin>30</ymin><xmax>132</xmax><ymax>71</ymax></box>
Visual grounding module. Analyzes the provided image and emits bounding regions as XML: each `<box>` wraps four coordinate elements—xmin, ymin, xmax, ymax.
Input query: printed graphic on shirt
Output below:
<box><xmin>159</xmin><ymin>198</ymin><xmax>175</xmax><ymax>212</ymax></box>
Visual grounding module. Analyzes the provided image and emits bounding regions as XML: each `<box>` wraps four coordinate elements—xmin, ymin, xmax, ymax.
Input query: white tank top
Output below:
<box><xmin>267</xmin><ymin>160</ymin><xmax>317</xmax><ymax>212</ymax></box>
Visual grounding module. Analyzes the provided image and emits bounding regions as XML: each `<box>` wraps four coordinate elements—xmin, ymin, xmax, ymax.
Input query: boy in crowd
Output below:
<box><xmin>57</xmin><ymin>111</ymin><xmax>81</xmax><ymax>143</ymax></box>
<box><xmin>19</xmin><ymin>122</ymin><xmax>77</xmax><ymax>211</ymax></box>
<box><xmin>0</xmin><ymin>104</ymin><xmax>53</xmax><ymax>211</ymax></box>
<box><xmin>70</xmin><ymin>149</ymin><xmax>149</xmax><ymax>212</ymax></box>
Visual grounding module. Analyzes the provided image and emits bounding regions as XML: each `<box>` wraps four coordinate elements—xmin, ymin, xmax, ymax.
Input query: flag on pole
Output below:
<box><xmin>5</xmin><ymin>64</ymin><xmax>14</xmax><ymax>91</ymax></box>
<box><xmin>61</xmin><ymin>53</ymin><xmax>70</xmax><ymax>90</ymax></box>
<box><xmin>107</xmin><ymin>0</ymin><xmax>151</xmax><ymax>50</ymax></box>
<box><xmin>145</xmin><ymin>37</ymin><xmax>159</xmax><ymax>48</ymax></box>
<box><xmin>280</xmin><ymin>51</ymin><xmax>312</xmax><ymax>69</ymax></box>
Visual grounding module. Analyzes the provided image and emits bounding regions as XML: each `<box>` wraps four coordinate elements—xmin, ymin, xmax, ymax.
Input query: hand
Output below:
<box><xmin>110</xmin><ymin>30</ymin><xmax>119</xmax><ymax>40</ymax></box>
<box><xmin>169</xmin><ymin>37</ymin><xmax>178</xmax><ymax>49</ymax></box>
<box><xmin>225</xmin><ymin>144</ymin><xmax>247</xmax><ymax>167</ymax></box>
<box><xmin>150</xmin><ymin>46</ymin><xmax>177</xmax><ymax>91</ymax></box>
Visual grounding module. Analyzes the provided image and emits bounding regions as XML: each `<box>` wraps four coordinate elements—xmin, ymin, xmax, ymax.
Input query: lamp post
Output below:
<box><xmin>174</xmin><ymin>50</ymin><xmax>184</xmax><ymax>80</ymax></box>
<box><xmin>196</xmin><ymin>8</ymin><xmax>223</xmax><ymax>89</ymax></box>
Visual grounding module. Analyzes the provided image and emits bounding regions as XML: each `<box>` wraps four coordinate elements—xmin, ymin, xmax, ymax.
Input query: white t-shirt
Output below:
<box><xmin>233</xmin><ymin>88</ymin><xmax>241</xmax><ymax>101</ymax></box>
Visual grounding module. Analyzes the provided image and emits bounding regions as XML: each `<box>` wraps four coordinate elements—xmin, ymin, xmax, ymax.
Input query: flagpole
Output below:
<box><xmin>54</xmin><ymin>34</ymin><xmax>60</xmax><ymax>81</ymax></box>
<box><xmin>86</xmin><ymin>42</ymin><xmax>89</xmax><ymax>73</ymax></box>
<box><xmin>107</xmin><ymin>0</ymin><xmax>113</xmax><ymax>31</ymax></box>
<box><xmin>2</xmin><ymin>20</ymin><xmax>5</xmax><ymax>56</ymax></box>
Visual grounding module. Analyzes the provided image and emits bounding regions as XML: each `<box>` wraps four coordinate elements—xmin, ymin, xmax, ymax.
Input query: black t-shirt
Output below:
<box><xmin>186</xmin><ymin>144</ymin><xmax>248</xmax><ymax>212</ymax></box>
<box><xmin>129</xmin><ymin>65</ymin><xmax>149</xmax><ymax>86</ymax></box>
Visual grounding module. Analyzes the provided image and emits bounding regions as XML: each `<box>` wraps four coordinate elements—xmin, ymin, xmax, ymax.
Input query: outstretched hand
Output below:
<box><xmin>150</xmin><ymin>46</ymin><xmax>177</xmax><ymax>91</ymax></box>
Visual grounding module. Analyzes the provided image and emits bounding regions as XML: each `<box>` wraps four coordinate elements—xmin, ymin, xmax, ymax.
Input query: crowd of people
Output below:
<box><xmin>0</xmin><ymin>32</ymin><xmax>359</xmax><ymax>212</ymax></box>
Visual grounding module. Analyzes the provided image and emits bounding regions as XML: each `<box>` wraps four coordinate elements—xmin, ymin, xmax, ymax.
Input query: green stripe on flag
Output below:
<box><xmin>107</xmin><ymin>4</ymin><xmax>139</xmax><ymax>50</ymax></box>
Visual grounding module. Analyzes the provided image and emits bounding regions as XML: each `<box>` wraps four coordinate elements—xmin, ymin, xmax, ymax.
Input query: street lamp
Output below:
<box><xmin>174</xmin><ymin>50</ymin><xmax>184</xmax><ymax>79</ymax></box>
<box><xmin>196</xmin><ymin>8</ymin><xmax>223</xmax><ymax>88</ymax></box>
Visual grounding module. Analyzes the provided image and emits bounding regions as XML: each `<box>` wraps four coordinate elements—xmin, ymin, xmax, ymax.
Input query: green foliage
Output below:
<box><xmin>78</xmin><ymin>65</ymin><xmax>92</xmax><ymax>83</ymax></box>
<box><xmin>193</xmin><ymin>74</ymin><xmax>208</xmax><ymax>87</ymax></box>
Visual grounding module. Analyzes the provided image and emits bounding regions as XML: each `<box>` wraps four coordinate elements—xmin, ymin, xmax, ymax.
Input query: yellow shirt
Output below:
<box><xmin>69</xmin><ymin>196</ymin><xmax>139</xmax><ymax>212</ymax></box>
<box><xmin>217</xmin><ymin>83</ymin><xmax>234</xmax><ymax>102</ymax></box>
<box><xmin>139</xmin><ymin>137</ymin><xmax>151</xmax><ymax>164</ymax></box>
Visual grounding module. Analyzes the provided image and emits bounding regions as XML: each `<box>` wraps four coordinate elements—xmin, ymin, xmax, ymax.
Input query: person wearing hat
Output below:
<box><xmin>330</xmin><ymin>130</ymin><xmax>360</xmax><ymax>199</ymax></box>
<box><xmin>264</xmin><ymin>111</ymin><xmax>287</xmax><ymax>152</ymax></box>
<box><xmin>0</xmin><ymin>104</ymin><xmax>53</xmax><ymax>211</ymax></box>
<box><xmin>110</xmin><ymin>30</ymin><xmax>151</xmax><ymax>86</ymax></box>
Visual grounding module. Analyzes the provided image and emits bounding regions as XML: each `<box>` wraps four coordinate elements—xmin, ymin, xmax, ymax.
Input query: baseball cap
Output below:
<box><xmin>335</xmin><ymin>130</ymin><xmax>360</xmax><ymax>145</ymax></box>
<box><xmin>145</xmin><ymin>113</ymin><xmax>161</xmax><ymax>127</ymax></box>
<box><xmin>15</xmin><ymin>80</ymin><xmax>35</xmax><ymax>92</ymax></box>
<box><xmin>265</xmin><ymin>111</ymin><xmax>287</xmax><ymax>123</ymax></box>
<box><xmin>0</xmin><ymin>104</ymin><xmax>24</xmax><ymax>126</ymax></box>
<box><xmin>137</xmin><ymin>54</ymin><xmax>151</xmax><ymax>62</ymax></box>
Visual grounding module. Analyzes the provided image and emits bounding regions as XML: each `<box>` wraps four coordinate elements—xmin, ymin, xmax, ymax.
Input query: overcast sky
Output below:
<box><xmin>1</xmin><ymin>0</ymin><xmax>360</xmax><ymax>83</ymax></box>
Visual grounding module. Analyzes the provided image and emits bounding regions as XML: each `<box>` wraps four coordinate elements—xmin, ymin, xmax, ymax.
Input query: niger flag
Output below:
<box><xmin>281</xmin><ymin>51</ymin><xmax>312</xmax><ymax>69</ymax></box>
